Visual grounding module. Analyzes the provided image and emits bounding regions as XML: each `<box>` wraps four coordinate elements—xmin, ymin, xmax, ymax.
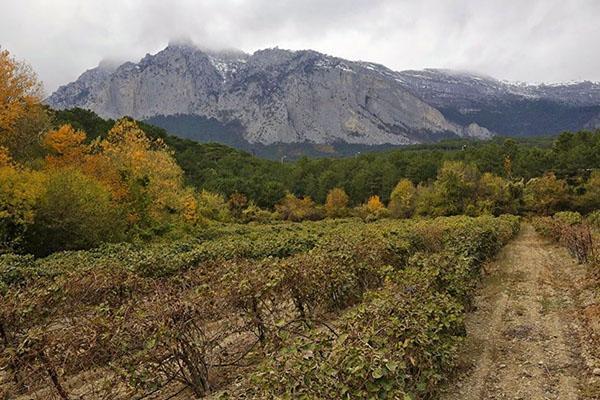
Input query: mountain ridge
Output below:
<box><xmin>47</xmin><ymin>43</ymin><xmax>600</xmax><ymax>147</ymax></box>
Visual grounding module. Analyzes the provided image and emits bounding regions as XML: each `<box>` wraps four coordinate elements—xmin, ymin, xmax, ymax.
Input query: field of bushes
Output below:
<box><xmin>532</xmin><ymin>210</ymin><xmax>600</xmax><ymax>265</ymax></box>
<box><xmin>0</xmin><ymin>215</ymin><xmax>519</xmax><ymax>399</ymax></box>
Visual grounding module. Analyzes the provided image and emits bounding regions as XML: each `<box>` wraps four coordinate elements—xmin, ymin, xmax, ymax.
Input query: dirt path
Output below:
<box><xmin>442</xmin><ymin>223</ymin><xmax>599</xmax><ymax>400</ymax></box>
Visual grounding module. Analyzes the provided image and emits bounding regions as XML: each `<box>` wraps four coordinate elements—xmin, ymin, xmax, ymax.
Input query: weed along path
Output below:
<box><xmin>442</xmin><ymin>223</ymin><xmax>594</xmax><ymax>400</ymax></box>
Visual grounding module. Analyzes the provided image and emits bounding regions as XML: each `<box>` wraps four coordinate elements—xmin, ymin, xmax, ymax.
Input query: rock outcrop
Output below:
<box><xmin>48</xmin><ymin>43</ymin><xmax>492</xmax><ymax>145</ymax></box>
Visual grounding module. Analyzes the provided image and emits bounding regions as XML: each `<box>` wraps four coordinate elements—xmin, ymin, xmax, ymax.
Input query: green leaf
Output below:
<box><xmin>385</xmin><ymin>361</ymin><xmax>398</xmax><ymax>372</ymax></box>
<box><xmin>372</xmin><ymin>367</ymin><xmax>385</xmax><ymax>379</ymax></box>
<box><xmin>335</xmin><ymin>333</ymin><xmax>349</xmax><ymax>347</ymax></box>
<box><xmin>145</xmin><ymin>338</ymin><xmax>156</xmax><ymax>349</ymax></box>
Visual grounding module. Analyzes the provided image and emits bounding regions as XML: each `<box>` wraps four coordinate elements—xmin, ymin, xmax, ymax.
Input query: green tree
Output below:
<box><xmin>388</xmin><ymin>178</ymin><xmax>416</xmax><ymax>218</ymax></box>
<box><xmin>324</xmin><ymin>187</ymin><xmax>350</xmax><ymax>218</ymax></box>
<box><xmin>523</xmin><ymin>173</ymin><xmax>568</xmax><ymax>215</ymax></box>
<box><xmin>25</xmin><ymin>169</ymin><xmax>124</xmax><ymax>256</ymax></box>
<box><xmin>431</xmin><ymin>161</ymin><xmax>479</xmax><ymax>215</ymax></box>
<box><xmin>198</xmin><ymin>190</ymin><xmax>231</xmax><ymax>222</ymax></box>
<box><xmin>414</xmin><ymin>184</ymin><xmax>436</xmax><ymax>216</ymax></box>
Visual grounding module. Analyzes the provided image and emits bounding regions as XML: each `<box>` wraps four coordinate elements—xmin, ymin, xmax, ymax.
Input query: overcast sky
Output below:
<box><xmin>2</xmin><ymin>0</ymin><xmax>600</xmax><ymax>93</ymax></box>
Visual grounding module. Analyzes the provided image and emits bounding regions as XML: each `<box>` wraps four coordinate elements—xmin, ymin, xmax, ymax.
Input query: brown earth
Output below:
<box><xmin>441</xmin><ymin>224</ymin><xmax>600</xmax><ymax>400</ymax></box>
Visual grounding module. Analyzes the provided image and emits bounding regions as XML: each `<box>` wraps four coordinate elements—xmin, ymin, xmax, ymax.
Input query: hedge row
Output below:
<box><xmin>532</xmin><ymin>211</ymin><xmax>598</xmax><ymax>264</ymax></box>
<box><xmin>222</xmin><ymin>215</ymin><xmax>520</xmax><ymax>399</ymax></box>
<box><xmin>0</xmin><ymin>216</ymin><xmax>519</xmax><ymax>399</ymax></box>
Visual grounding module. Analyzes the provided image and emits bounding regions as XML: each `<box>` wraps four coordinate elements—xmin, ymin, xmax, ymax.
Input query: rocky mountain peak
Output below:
<box><xmin>46</xmin><ymin>44</ymin><xmax>600</xmax><ymax>147</ymax></box>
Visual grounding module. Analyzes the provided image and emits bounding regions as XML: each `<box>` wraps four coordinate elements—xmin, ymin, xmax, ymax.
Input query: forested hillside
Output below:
<box><xmin>54</xmin><ymin>108</ymin><xmax>600</xmax><ymax>208</ymax></box>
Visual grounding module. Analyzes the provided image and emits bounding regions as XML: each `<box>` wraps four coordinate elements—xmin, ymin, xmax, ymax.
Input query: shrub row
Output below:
<box><xmin>219</xmin><ymin>215</ymin><xmax>520</xmax><ymax>399</ymax></box>
<box><xmin>0</xmin><ymin>220</ymin><xmax>351</xmax><ymax>292</ymax></box>
<box><xmin>532</xmin><ymin>211</ymin><xmax>597</xmax><ymax>264</ymax></box>
<box><xmin>0</xmin><ymin>216</ymin><xmax>519</xmax><ymax>399</ymax></box>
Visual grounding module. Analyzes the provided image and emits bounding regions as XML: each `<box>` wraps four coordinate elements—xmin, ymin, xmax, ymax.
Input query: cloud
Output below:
<box><xmin>1</xmin><ymin>0</ymin><xmax>599</xmax><ymax>93</ymax></box>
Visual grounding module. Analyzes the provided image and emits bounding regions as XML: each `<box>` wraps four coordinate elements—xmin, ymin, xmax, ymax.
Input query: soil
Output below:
<box><xmin>441</xmin><ymin>224</ymin><xmax>600</xmax><ymax>400</ymax></box>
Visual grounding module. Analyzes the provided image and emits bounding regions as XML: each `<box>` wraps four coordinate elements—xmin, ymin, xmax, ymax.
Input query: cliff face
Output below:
<box><xmin>47</xmin><ymin>44</ymin><xmax>491</xmax><ymax>145</ymax></box>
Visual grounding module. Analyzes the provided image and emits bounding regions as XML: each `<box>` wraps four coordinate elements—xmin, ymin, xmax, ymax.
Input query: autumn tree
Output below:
<box><xmin>388</xmin><ymin>179</ymin><xmax>416</xmax><ymax>218</ymax></box>
<box><xmin>355</xmin><ymin>195</ymin><xmax>389</xmax><ymax>220</ymax></box>
<box><xmin>43</xmin><ymin>124</ymin><xmax>88</xmax><ymax>167</ymax></box>
<box><xmin>365</xmin><ymin>195</ymin><xmax>385</xmax><ymax>213</ymax></box>
<box><xmin>0</xmin><ymin>49</ymin><xmax>48</xmax><ymax>160</ymax></box>
<box><xmin>0</xmin><ymin>146</ymin><xmax>11</xmax><ymax>168</ymax></box>
<box><xmin>228</xmin><ymin>192</ymin><xmax>248</xmax><ymax>218</ymax></box>
<box><xmin>276</xmin><ymin>193</ymin><xmax>322</xmax><ymax>222</ymax></box>
<box><xmin>0</xmin><ymin>151</ymin><xmax>46</xmax><ymax>252</ymax></box>
<box><xmin>430</xmin><ymin>161</ymin><xmax>479</xmax><ymax>216</ymax></box>
<box><xmin>476</xmin><ymin>173</ymin><xmax>513</xmax><ymax>215</ymax></box>
<box><xmin>324</xmin><ymin>187</ymin><xmax>349</xmax><ymax>218</ymax></box>
<box><xmin>24</xmin><ymin>169</ymin><xmax>124</xmax><ymax>256</ymax></box>
<box><xmin>523</xmin><ymin>173</ymin><xmax>569</xmax><ymax>215</ymax></box>
<box><xmin>96</xmin><ymin>119</ymin><xmax>197</xmax><ymax>231</ymax></box>
<box><xmin>42</xmin><ymin>119</ymin><xmax>200</xmax><ymax>235</ymax></box>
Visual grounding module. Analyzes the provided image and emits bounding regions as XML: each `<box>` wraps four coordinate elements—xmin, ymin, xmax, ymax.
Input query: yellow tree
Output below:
<box><xmin>523</xmin><ymin>173</ymin><xmax>568</xmax><ymax>215</ymax></box>
<box><xmin>388</xmin><ymin>179</ymin><xmax>416</xmax><ymax>218</ymax></box>
<box><xmin>0</xmin><ymin>49</ymin><xmax>46</xmax><ymax>159</ymax></box>
<box><xmin>325</xmin><ymin>187</ymin><xmax>349</xmax><ymax>218</ymax></box>
<box><xmin>356</xmin><ymin>195</ymin><xmax>389</xmax><ymax>220</ymax></box>
<box><xmin>43</xmin><ymin>124</ymin><xmax>88</xmax><ymax>167</ymax></box>
<box><xmin>0</xmin><ymin>150</ymin><xmax>46</xmax><ymax>252</ymax></box>
<box><xmin>82</xmin><ymin>147</ymin><xmax>129</xmax><ymax>202</ymax></box>
<box><xmin>365</xmin><ymin>195</ymin><xmax>385</xmax><ymax>214</ymax></box>
<box><xmin>181</xmin><ymin>191</ymin><xmax>200</xmax><ymax>224</ymax></box>
<box><xmin>0</xmin><ymin>146</ymin><xmax>11</xmax><ymax>168</ymax></box>
<box><xmin>98</xmin><ymin>119</ymin><xmax>196</xmax><ymax>229</ymax></box>
<box><xmin>275</xmin><ymin>193</ymin><xmax>321</xmax><ymax>221</ymax></box>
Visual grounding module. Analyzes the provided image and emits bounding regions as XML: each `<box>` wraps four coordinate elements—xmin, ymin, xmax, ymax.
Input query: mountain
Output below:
<box><xmin>47</xmin><ymin>43</ymin><xmax>600</xmax><ymax>148</ymax></box>
<box><xmin>586</xmin><ymin>111</ymin><xmax>600</xmax><ymax>130</ymax></box>
<box><xmin>47</xmin><ymin>43</ymin><xmax>491</xmax><ymax>147</ymax></box>
<box><xmin>395</xmin><ymin>69</ymin><xmax>600</xmax><ymax>136</ymax></box>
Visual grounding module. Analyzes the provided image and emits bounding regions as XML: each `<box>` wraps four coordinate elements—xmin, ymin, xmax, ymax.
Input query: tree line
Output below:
<box><xmin>55</xmin><ymin>108</ymin><xmax>600</xmax><ymax>209</ymax></box>
<box><xmin>1</xmin><ymin>49</ymin><xmax>599</xmax><ymax>257</ymax></box>
<box><xmin>54</xmin><ymin>107</ymin><xmax>600</xmax><ymax>220</ymax></box>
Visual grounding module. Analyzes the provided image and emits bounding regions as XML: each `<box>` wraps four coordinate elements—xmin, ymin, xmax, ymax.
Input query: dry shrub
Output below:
<box><xmin>560</xmin><ymin>223</ymin><xmax>594</xmax><ymax>264</ymax></box>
